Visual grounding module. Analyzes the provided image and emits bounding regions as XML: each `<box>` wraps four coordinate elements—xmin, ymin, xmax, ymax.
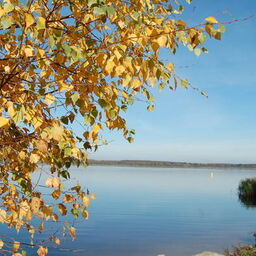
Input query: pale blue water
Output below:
<box><xmin>3</xmin><ymin>167</ymin><xmax>256</xmax><ymax>256</ymax></box>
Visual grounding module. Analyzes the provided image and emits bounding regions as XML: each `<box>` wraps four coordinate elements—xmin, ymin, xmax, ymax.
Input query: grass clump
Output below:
<box><xmin>225</xmin><ymin>245</ymin><xmax>256</xmax><ymax>256</ymax></box>
<box><xmin>238</xmin><ymin>178</ymin><xmax>256</xmax><ymax>208</ymax></box>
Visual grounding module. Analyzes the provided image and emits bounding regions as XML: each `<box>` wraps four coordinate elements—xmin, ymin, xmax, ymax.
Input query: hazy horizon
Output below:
<box><xmin>88</xmin><ymin>158</ymin><xmax>256</xmax><ymax>165</ymax></box>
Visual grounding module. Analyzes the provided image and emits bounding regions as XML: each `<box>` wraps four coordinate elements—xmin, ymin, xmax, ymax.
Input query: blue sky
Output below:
<box><xmin>92</xmin><ymin>0</ymin><xmax>256</xmax><ymax>163</ymax></box>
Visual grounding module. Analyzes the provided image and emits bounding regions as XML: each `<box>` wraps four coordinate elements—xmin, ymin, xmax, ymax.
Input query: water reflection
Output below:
<box><xmin>4</xmin><ymin>167</ymin><xmax>256</xmax><ymax>256</ymax></box>
<box><xmin>238</xmin><ymin>177</ymin><xmax>256</xmax><ymax>208</ymax></box>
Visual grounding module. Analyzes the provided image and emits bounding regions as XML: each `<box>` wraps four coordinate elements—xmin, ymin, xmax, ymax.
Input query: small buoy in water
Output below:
<box><xmin>209</xmin><ymin>172</ymin><xmax>214</xmax><ymax>178</ymax></box>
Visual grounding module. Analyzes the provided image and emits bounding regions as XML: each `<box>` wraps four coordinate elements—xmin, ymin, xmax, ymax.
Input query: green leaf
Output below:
<box><xmin>13</xmin><ymin>108</ymin><xmax>24</xmax><ymax>124</ymax></box>
<box><xmin>61</xmin><ymin>117</ymin><xmax>69</xmax><ymax>125</ymax></box>
<box><xmin>121</xmin><ymin>105</ymin><xmax>128</xmax><ymax>112</ymax></box>
<box><xmin>93</xmin><ymin>7</ymin><xmax>107</xmax><ymax>16</ymax></box>
<box><xmin>142</xmin><ymin>89</ymin><xmax>150</xmax><ymax>99</ymax></box>
<box><xmin>61</xmin><ymin>170</ymin><xmax>70</xmax><ymax>179</ymax></box>
<box><xmin>88</xmin><ymin>0</ymin><xmax>98</xmax><ymax>7</ymax></box>
<box><xmin>71</xmin><ymin>93</ymin><xmax>80</xmax><ymax>104</ymax></box>
<box><xmin>201</xmin><ymin>91</ymin><xmax>208</xmax><ymax>98</ymax></box>
<box><xmin>194</xmin><ymin>48</ymin><xmax>201</xmax><ymax>56</ymax></box>
<box><xmin>52</xmin><ymin>28</ymin><xmax>63</xmax><ymax>38</ymax></box>
<box><xmin>3</xmin><ymin>3</ymin><xmax>14</xmax><ymax>13</ymax></box>
<box><xmin>202</xmin><ymin>47</ymin><xmax>208</xmax><ymax>53</ymax></box>
<box><xmin>118</xmin><ymin>44</ymin><xmax>127</xmax><ymax>52</ymax></box>
<box><xmin>219</xmin><ymin>24</ymin><xmax>226</xmax><ymax>33</ymax></box>
<box><xmin>147</xmin><ymin>105</ymin><xmax>155</xmax><ymax>112</ymax></box>
<box><xmin>71</xmin><ymin>208</ymin><xmax>79</xmax><ymax>218</ymax></box>
<box><xmin>48</xmin><ymin>36</ymin><xmax>55</xmax><ymax>48</ymax></box>
<box><xmin>179</xmin><ymin>5</ymin><xmax>184</xmax><ymax>12</ymax></box>
<box><xmin>156</xmin><ymin>69</ymin><xmax>162</xmax><ymax>80</ymax></box>
<box><xmin>70</xmin><ymin>49</ymin><xmax>78</xmax><ymax>62</ymax></box>
<box><xmin>181</xmin><ymin>78</ymin><xmax>189</xmax><ymax>88</ymax></box>
<box><xmin>91</xmin><ymin>109</ymin><xmax>98</xmax><ymax>119</ymax></box>
<box><xmin>158</xmin><ymin>83</ymin><xmax>166</xmax><ymax>92</ymax></box>
<box><xmin>127</xmin><ymin>96</ymin><xmax>134</xmax><ymax>105</ymax></box>
<box><xmin>98</xmin><ymin>98</ymin><xmax>108</xmax><ymax>108</ymax></box>
<box><xmin>39</xmin><ymin>88</ymin><xmax>45</xmax><ymax>96</ymax></box>
<box><xmin>62</xmin><ymin>44</ymin><xmax>72</xmax><ymax>56</ymax></box>
<box><xmin>64</xmin><ymin>147</ymin><xmax>72</xmax><ymax>157</ymax></box>
<box><xmin>84</xmin><ymin>115</ymin><xmax>94</xmax><ymax>125</ymax></box>
<box><xmin>76</xmin><ymin>99</ymin><xmax>84</xmax><ymax>108</ymax></box>
<box><xmin>108</xmin><ymin>109</ymin><xmax>116</xmax><ymax>119</ymax></box>
<box><xmin>127</xmin><ymin>137</ymin><xmax>134</xmax><ymax>143</ymax></box>
<box><xmin>186</xmin><ymin>0</ymin><xmax>192</xmax><ymax>4</ymax></box>
<box><xmin>130</xmin><ymin>129</ymin><xmax>136</xmax><ymax>135</ymax></box>
<box><xmin>0</xmin><ymin>16</ymin><xmax>13</xmax><ymax>29</ymax></box>
<box><xmin>149</xmin><ymin>95</ymin><xmax>155</xmax><ymax>103</ymax></box>
<box><xmin>65</xmin><ymin>161</ymin><xmax>71</xmax><ymax>169</ymax></box>
<box><xmin>199</xmin><ymin>33</ymin><xmax>207</xmax><ymax>44</ymax></box>
<box><xmin>37</xmin><ymin>17</ymin><xmax>46</xmax><ymax>29</ymax></box>
<box><xmin>187</xmin><ymin>44</ymin><xmax>194</xmax><ymax>52</ymax></box>
<box><xmin>132</xmin><ymin>11</ymin><xmax>139</xmax><ymax>19</ymax></box>
<box><xmin>106</xmin><ymin>5</ymin><xmax>115</xmax><ymax>16</ymax></box>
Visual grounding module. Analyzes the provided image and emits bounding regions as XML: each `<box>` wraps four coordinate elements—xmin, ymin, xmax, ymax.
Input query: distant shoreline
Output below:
<box><xmin>88</xmin><ymin>160</ymin><xmax>256</xmax><ymax>169</ymax></box>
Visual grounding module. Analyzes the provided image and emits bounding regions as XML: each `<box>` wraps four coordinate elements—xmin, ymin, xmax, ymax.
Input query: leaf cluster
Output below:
<box><xmin>0</xmin><ymin>0</ymin><xmax>225</xmax><ymax>254</ymax></box>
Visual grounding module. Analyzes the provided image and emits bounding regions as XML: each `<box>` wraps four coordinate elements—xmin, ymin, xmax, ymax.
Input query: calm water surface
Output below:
<box><xmin>5</xmin><ymin>167</ymin><xmax>256</xmax><ymax>255</ymax></box>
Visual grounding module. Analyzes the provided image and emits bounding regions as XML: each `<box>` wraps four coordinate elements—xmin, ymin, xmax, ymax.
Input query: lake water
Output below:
<box><xmin>3</xmin><ymin>166</ymin><xmax>256</xmax><ymax>255</ymax></box>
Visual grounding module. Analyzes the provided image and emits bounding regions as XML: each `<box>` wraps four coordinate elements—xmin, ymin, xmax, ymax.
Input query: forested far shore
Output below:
<box><xmin>88</xmin><ymin>160</ymin><xmax>256</xmax><ymax>169</ymax></box>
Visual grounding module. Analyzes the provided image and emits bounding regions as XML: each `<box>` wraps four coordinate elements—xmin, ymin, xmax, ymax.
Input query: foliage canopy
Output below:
<box><xmin>0</xmin><ymin>0</ymin><xmax>225</xmax><ymax>254</ymax></box>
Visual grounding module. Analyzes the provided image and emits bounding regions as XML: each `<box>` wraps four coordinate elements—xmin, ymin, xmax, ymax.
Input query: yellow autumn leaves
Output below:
<box><xmin>0</xmin><ymin>116</ymin><xmax>8</xmax><ymax>128</ymax></box>
<box><xmin>45</xmin><ymin>177</ymin><xmax>60</xmax><ymax>188</ymax></box>
<box><xmin>0</xmin><ymin>240</ymin><xmax>21</xmax><ymax>255</ymax></box>
<box><xmin>0</xmin><ymin>0</ymin><xmax>225</xmax><ymax>254</ymax></box>
<box><xmin>205</xmin><ymin>16</ymin><xmax>219</xmax><ymax>24</ymax></box>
